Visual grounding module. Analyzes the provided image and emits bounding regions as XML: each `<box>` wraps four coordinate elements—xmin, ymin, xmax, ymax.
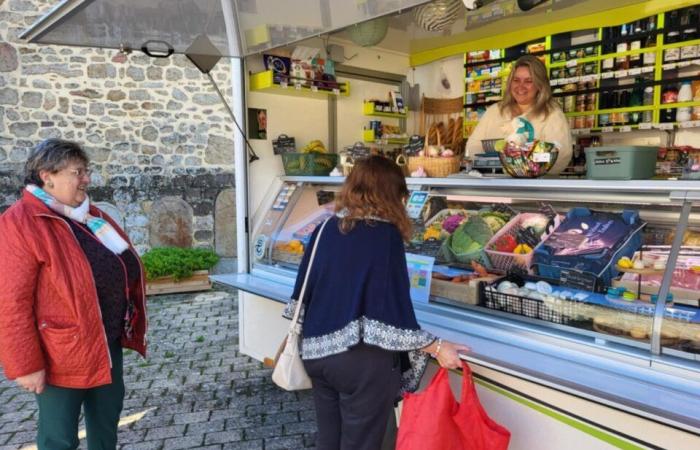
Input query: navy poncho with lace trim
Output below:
<box><xmin>283</xmin><ymin>216</ymin><xmax>436</xmax><ymax>393</ymax></box>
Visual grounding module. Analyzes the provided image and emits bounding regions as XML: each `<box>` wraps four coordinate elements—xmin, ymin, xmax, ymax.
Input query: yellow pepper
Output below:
<box><xmin>513</xmin><ymin>243</ymin><xmax>533</xmax><ymax>254</ymax></box>
<box><xmin>423</xmin><ymin>227</ymin><xmax>442</xmax><ymax>240</ymax></box>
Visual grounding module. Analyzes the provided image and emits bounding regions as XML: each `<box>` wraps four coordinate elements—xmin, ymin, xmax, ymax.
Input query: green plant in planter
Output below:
<box><xmin>142</xmin><ymin>247</ymin><xmax>219</xmax><ymax>281</ymax></box>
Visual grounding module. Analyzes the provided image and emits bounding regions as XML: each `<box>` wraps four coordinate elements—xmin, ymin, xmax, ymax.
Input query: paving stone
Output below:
<box><xmin>204</xmin><ymin>430</ymin><xmax>243</xmax><ymax>445</ymax></box>
<box><xmin>162</xmin><ymin>435</ymin><xmax>204</xmax><ymax>449</ymax></box>
<box><xmin>264</xmin><ymin>435</ymin><xmax>306</xmax><ymax>450</ymax></box>
<box><xmin>0</xmin><ymin>288</ymin><xmax>318</xmax><ymax>448</ymax></box>
<box><xmin>144</xmin><ymin>425</ymin><xmax>186</xmax><ymax>441</ymax></box>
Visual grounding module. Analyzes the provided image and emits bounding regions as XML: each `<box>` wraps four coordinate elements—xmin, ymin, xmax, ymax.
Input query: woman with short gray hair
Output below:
<box><xmin>0</xmin><ymin>138</ymin><xmax>148</xmax><ymax>449</ymax></box>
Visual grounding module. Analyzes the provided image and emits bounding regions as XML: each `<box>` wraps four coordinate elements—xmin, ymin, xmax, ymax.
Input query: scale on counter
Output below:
<box><xmin>472</xmin><ymin>152</ymin><xmax>503</xmax><ymax>174</ymax></box>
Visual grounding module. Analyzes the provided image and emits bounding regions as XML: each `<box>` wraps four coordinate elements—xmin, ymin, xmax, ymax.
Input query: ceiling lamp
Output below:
<box><xmin>414</xmin><ymin>0</ymin><xmax>462</xmax><ymax>32</ymax></box>
<box><xmin>347</xmin><ymin>17</ymin><xmax>389</xmax><ymax>47</ymax></box>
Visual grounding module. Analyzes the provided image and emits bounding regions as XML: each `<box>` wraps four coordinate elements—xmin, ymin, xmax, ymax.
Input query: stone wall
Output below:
<box><xmin>0</xmin><ymin>0</ymin><xmax>237</xmax><ymax>256</ymax></box>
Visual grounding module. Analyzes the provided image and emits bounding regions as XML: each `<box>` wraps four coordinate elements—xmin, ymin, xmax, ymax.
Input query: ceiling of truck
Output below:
<box><xmin>19</xmin><ymin>0</ymin><xmax>433</xmax><ymax>58</ymax></box>
<box><xmin>20</xmin><ymin>0</ymin><xmax>697</xmax><ymax>66</ymax></box>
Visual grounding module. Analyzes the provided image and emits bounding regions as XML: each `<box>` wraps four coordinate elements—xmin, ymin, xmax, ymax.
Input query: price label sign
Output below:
<box><xmin>658</xmin><ymin>123</ymin><xmax>674</xmax><ymax>130</ymax></box>
<box><xmin>532</xmin><ymin>152</ymin><xmax>552</xmax><ymax>163</ymax></box>
<box><xmin>628</xmin><ymin>68</ymin><xmax>642</xmax><ymax>76</ymax></box>
<box><xmin>620</xmin><ymin>125</ymin><xmax>632</xmax><ymax>132</ymax></box>
<box><xmin>602</xmin><ymin>126</ymin><xmax>614</xmax><ymax>133</ymax></box>
<box><xmin>615</xmin><ymin>70</ymin><xmax>628</xmax><ymax>78</ymax></box>
<box><xmin>332</xmin><ymin>88</ymin><xmax>340</xmax><ymax>95</ymax></box>
<box><xmin>311</xmin><ymin>85</ymin><xmax>318</xmax><ymax>92</ymax></box>
<box><xmin>639</xmin><ymin>122</ymin><xmax>652</xmax><ymax>130</ymax></box>
<box><xmin>295</xmin><ymin>83</ymin><xmax>302</xmax><ymax>90</ymax></box>
<box><xmin>280</xmin><ymin>81</ymin><xmax>288</xmax><ymax>89</ymax></box>
<box><xmin>566</xmin><ymin>60</ymin><xmax>578</xmax><ymax>67</ymax></box>
<box><xmin>679</xmin><ymin>121</ymin><xmax>700</xmax><ymax>129</ymax></box>
<box><xmin>579</xmin><ymin>128</ymin><xmax>591</xmax><ymax>134</ymax></box>
<box><xmin>601</xmin><ymin>72</ymin><xmax>614</xmax><ymax>79</ymax></box>
<box><xmin>642</xmin><ymin>66</ymin><xmax>655</xmax><ymax>73</ymax></box>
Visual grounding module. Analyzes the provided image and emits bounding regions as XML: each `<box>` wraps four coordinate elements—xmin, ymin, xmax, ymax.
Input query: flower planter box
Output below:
<box><xmin>145</xmin><ymin>270</ymin><xmax>212</xmax><ymax>296</ymax></box>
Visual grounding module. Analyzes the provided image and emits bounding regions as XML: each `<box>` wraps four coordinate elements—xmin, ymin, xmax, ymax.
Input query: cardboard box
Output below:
<box><xmin>431</xmin><ymin>275</ymin><xmax>501</xmax><ymax>305</ymax></box>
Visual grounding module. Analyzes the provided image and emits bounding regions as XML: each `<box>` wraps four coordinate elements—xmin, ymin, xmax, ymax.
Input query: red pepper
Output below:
<box><xmin>494</xmin><ymin>234</ymin><xmax>517</xmax><ymax>252</ymax></box>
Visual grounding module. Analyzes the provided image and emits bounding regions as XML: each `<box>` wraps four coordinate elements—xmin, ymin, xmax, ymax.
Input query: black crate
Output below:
<box><xmin>479</xmin><ymin>275</ymin><xmax>586</xmax><ymax>325</ymax></box>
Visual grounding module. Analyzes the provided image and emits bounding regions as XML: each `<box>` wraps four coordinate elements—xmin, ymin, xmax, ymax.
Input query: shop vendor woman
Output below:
<box><xmin>466</xmin><ymin>54</ymin><xmax>573</xmax><ymax>175</ymax></box>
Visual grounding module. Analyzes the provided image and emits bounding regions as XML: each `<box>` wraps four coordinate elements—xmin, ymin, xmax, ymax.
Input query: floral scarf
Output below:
<box><xmin>27</xmin><ymin>184</ymin><xmax>129</xmax><ymax>255</ymax></box>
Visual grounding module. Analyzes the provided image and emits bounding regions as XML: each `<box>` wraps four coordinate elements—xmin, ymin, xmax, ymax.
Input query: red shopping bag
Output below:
<box><xmin>396</xmin><ymin>362</ymin><xmax>511</xmax><ymax>450</ymax></box>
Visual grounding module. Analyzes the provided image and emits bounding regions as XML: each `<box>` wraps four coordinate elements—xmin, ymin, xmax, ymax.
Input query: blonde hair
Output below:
<box><xmin>499</xmin><ymin>55</ymin><xmax>558</xmax><ymax>119</ymax></box>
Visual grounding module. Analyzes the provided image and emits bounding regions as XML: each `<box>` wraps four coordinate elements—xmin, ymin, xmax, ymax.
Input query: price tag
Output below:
<box><xmin>311</xmin><ymin>85</ymin><xmax>318</xmax><ymax>92</ymax></box>
<box><xmin>602</xmin><ymin>126</ymin><xmax>614</xmax><ymax>132</ymax></box>
<box><xmin>280</xmin><ymin>81</ymin><xmax>288</xmax><ymax>89</ymax></box>
<box><xmin>571</xmin><ymin>129</ymin><xmax>580</xmax><ymax>135</ymax></box>
<box><xmin>579</xmin><ymin>128</ymin><xmax>591</xmax><ymax>134</ymax></box>
<box><xmin>332</xmin><ymin>88</ymin><xmax>340</xmax><ymax>95</ymax></box>
<box><xmin>679</xmin><ymin>120</ymin><xmax>700</xmax><ymax>129</ymax></box>
<box><xmin>628</xmin><ymin>68</ymin><xmax>642</xmax><ymax>76</ymax></box>
<box><xmin>532</xmin><ymin>152</ymin><xmax>552</xmax><ymax>163</ymax></box>
<box><xmin>620</xmin><ymin>125</ymin><xmax>632</xmax><ymax>132</ymax></box>
<box><xmin>582</xmin><ymin>75</ymin><xmax>596</xmax><ymax>83</ymax></box>
<box><xmin>601</xmin><ymin>71</ymin><xmax>614</xmax><ymax>79</ymax></box>
<box><xmin>658</xmin><ymin>123</ymin><xmax>674</xmax><ymax>130</ymax></box>
<box><xmin>642</xmin><ymin>66</ymin><xmax>655</xmax><ymax>73</ymax></box>
<box><xmin>662</xmin><ymin>63</ymin><xmax>676</xmax><ymax>70</ymax></box>
<box><xmin>566</xmin><ymin>59</ymin><xmax>578</xmax><ymax>68</ymax></box>
<box><xmin>679</xmin><ymin>61</ymin><xmax>692</xmax><ymax>68</ymax></box>
<box><xmin>295</xmin><ymin>83</ymin><xmax>302</xmax><ymax>90</ymax></box>
<box><xmin>615</xmin><ymin>70</ymin><xmax>628</xmax><ymax>78</ymax></box>
<box><xmin>638</xmin><ymin>122</ymin><xmax>652</xmax><ymax>130</ymax></box>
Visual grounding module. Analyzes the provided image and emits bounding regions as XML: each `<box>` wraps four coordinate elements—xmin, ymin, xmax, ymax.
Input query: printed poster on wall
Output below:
<box><xmin>406</xmin><ymin>252</ymin><xmax>435</xmax><ymax>304</ymax></box>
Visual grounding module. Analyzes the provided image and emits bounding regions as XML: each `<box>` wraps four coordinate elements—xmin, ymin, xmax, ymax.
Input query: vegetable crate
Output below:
<box><xmin>485</xmin><ymin>213</ymin><xmax>561</xmax><ymax>273</ymax></box>
<box><xmin>281</xmin><ymin>153</ymin><xmax>338</xmax><ymax>176</ymax></box>
<box><xmin>479</xmin><ymin>277</ymin><xmax>584</xmax><ymax>326</ymax></box>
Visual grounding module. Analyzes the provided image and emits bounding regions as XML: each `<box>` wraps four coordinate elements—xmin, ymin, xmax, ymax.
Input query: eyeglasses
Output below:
<box><xmin>66</xmin><ymin>168</ymin><xmax>92</xmax><ymax>178</ymax></box>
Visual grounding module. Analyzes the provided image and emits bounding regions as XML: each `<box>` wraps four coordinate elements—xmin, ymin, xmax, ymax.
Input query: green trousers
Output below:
<box><xmin>35</xmin><ymin>341</ymin><xmax>124</xmax><ymax>450</ymax></box>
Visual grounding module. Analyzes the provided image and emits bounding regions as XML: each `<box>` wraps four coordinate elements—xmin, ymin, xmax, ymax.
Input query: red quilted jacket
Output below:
<box><xmin>0</xmin><ymin>190</ymin><xmax>147</xmax><ymax>388</ymax></box>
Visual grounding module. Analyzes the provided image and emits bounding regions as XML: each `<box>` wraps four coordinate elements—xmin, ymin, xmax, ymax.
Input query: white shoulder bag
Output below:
<box><xmin>272</xmin><ymin>218</ymin><xmax>329</xmax><ymax>391</ymax></box>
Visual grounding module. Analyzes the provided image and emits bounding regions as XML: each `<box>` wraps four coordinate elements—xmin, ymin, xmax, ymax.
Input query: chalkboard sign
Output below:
<box><xmin>344</xmin><ymin>142</ymin><xmax>371</xmax><ymax>159</ymax></box>
<box><xmin>272</xmin><ymin>134</ymin><xmax>296</xmax><ymax>155</ymax></box>
<box><xmin>404</xmin><ymin>135</ymin><xmax>425</xmax><ymax>156</ymax></box>
<box><xmin>559</xmin><ymin>268</ymin><xmax>602</xmax><ymax>293</ymax></box>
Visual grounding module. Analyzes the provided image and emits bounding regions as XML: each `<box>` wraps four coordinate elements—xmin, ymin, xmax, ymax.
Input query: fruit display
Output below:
<box><xmin>497</xmin><ymin>140</ymin><xmax>560</xmax><ymax>178</ymax></box>
<box><xmin>301</xmin><ymin>139</ymin><xmax>327</xmax><ymax>153</ymax></box>
<box><xmin>442</xmin><ymin>215</ymin><xmax>494</xmax><ymax>264</ymax></box>
<box><xmin>272</xmin><ymin>239</ymin><xmax>305</xmax><ymax>265</ymax></box>
<box><xmin>420</xmin><ymin>209</ymin><xmax>469</xmax><ymax>241</ymax></box>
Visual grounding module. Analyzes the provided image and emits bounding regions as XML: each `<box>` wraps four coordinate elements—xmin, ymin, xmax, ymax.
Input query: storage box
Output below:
<box><xmin>281</xmin><ymin>153</ymin><xmax>338</xmax><ymax>176</ymax></box>
<box><xmin>431</xmin><ymin>275</ymin><xmax>501</xmax><ymax>305</ymax></box>
<box><xmin>585</xmin><ymin>146</ymin><xmax>659</xmax><ymax>180</ymax></box>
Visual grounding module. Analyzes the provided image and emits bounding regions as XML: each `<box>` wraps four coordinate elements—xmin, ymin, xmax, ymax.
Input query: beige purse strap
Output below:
<box><xmin>290</xmin><ymin>218</ymin><xmax>330</xmax><ymax>326</ymax></box>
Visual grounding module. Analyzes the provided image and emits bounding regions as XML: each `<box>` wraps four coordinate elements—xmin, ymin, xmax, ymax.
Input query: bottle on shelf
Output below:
<box><xmin>677</xmin><ymin>81</ymin><xmax>693</xmax><ymax>123</ymax></box>
<box><xmin>629</xmin><ymin>82</ymin><xmax>643</xmax><ymax>124</ymax></box>
<box><xmin>661</xmin><ymin>84</ymin><xmax>679</xmax><ymax>123</ymax></box>
<box><xmin>616</xmin><ymin>37</ymin><xmax>629</xmax><ymax>70</ymax></box>
<box><xmin>642</xmin><ymin>86</ymin><xmax>654</xmax><ymax>123</ymax></box>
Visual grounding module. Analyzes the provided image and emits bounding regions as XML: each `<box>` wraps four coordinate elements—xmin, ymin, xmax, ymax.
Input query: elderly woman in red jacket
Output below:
<box><xmin>0</xmin><ymin>139</ymin><xmax>147</xmax><ymax>450</ymax></box>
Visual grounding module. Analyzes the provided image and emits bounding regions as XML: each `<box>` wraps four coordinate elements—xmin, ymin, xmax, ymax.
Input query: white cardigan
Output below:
<box><xmin>466</xmin><ymin>103</ymin><xmax>573</xmax><ymax>175</ymax></box>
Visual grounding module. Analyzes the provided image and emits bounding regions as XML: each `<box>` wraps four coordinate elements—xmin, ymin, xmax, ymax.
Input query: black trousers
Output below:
<box><xmin>303</xmin><ymin>343</ymin><xmax>402</xmax><ymax>450</ymax></box>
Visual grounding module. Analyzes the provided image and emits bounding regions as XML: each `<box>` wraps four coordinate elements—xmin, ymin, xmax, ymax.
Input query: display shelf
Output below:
<box><xmin>549</xmin><ymin>55</ymin><xmax>600</xmax><ymax>68</ymax></box>
<box><xmin>362</xmin><ymin>129</ymin><xmax>408</xmax><ymax>144</ymax></box>
<box><xmin>662</xmin><ymin>58</ymin><xmax>700</xmax><ymax>70</ymax></box>
<box><xmin>362</xmin><ymin>101</ymin><xmax>406</xmax><ymax>118</ymax></box>
<box><xmin>662</xmin><ymin>37</ymin><xmax>700</xmax><ymax>50</ymax></box>
<box><xmin>249</xmin><ymin>70</ymin><xmax>350</xmax><ymax>98</ymax></box>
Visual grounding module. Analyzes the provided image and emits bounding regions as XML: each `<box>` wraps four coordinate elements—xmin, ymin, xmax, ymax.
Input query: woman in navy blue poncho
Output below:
<box><xmin>283</xmin><ymin>156</ymin><xmax>469</xmax><ymax>450</ymax></box>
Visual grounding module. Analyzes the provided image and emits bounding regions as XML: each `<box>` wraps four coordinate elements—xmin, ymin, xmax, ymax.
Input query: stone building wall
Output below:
<box><xmin>0</xmin><ymin>0</ymin><xmax>237</xmax><ymax>256</ymax></box>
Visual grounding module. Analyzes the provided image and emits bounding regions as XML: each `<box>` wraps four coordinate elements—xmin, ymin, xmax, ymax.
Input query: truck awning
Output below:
<box><xmin>19</xmin><ymin>0</ymin><xmax>432</xmax><ymax>58</ymax></box>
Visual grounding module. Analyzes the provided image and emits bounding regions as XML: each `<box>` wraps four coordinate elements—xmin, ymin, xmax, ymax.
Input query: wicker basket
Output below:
<box><xmin>407</xmin><ymin>126</ymin><xmax>461</xmax><ymax>177</ymax></box>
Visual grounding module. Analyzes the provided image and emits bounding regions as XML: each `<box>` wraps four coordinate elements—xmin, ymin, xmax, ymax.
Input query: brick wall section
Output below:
<box><xmin>0</xmin><ymin>0</ymin><xmax>237</xmax><ymax>253</ymax></box>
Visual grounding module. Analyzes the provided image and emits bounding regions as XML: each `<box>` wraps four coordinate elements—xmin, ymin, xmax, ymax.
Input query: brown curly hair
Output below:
<box><xmin>335</xmin><ymin>156</ymin><xmax>412</xmax><ymax>240</ymax></box>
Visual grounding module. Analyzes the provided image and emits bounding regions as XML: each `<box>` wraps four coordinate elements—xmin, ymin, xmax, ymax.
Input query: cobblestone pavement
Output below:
<box><xmin>0</xmin><ymin>285</ymin><xmax>318</xmax><ymax>449</ymax></box>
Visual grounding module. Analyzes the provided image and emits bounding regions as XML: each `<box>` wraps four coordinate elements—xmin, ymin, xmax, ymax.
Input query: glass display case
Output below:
<box><xmin>251</xmin><ymin>177</ymin><xmax>700</xmax><ymax>364</ymax></box>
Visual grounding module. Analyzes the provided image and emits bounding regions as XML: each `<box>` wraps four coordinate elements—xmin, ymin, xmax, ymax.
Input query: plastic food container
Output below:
<box><xmin>585</xmin><ymin>146</ymin><xmax>659</xmax><ymax>180</ymax></box>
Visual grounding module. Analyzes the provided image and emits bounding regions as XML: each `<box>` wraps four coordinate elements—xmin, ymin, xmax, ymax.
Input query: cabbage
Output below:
<box><xmin>449</xmin><ymin>216</ymin><xmax>493</xmax><ymax>255</ymax></box>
